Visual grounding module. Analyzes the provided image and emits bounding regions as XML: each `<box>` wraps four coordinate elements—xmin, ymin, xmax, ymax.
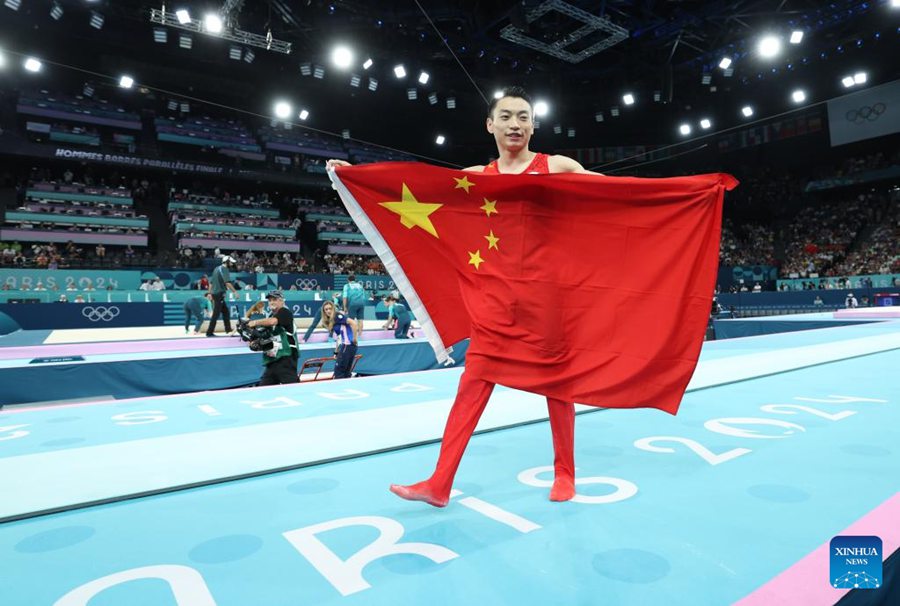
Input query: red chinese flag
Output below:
<box><xmin>331</xmin><ymin>163</ymin><xmax>737</xmax><ymax>414</ymax></box>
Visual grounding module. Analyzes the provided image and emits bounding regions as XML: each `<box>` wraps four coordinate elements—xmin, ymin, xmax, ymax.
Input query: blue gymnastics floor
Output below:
<box><xmin>0</xmin><ymin>324</ymin><xmax>898</xmax><ymax>605</ymax></box>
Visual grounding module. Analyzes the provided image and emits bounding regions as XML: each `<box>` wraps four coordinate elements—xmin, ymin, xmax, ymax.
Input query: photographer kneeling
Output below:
<box><xmin>240</xmin><ymin>291</ymin><xmax>299</xmax><ymax>385</ymax></box>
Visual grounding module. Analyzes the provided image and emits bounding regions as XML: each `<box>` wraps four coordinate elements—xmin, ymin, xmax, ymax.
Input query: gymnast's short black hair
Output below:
<box><xmin>487</xmin><ymin>86</ymin><xmax>533</xmax><ymax>119</ymax></box>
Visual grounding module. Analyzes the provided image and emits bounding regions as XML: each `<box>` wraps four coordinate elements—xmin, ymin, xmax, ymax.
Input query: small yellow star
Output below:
<box><xmin>484</xmin><ymin>230</ymin><xmax>500</xmax><ymax>250</ymax></box>
<box><xmin>454</xmin><ymin>175</ymin><xmax>475</xmax><ymax>193</ymax></box>
<box><xmin>480</xmin><ymin>198</ymin><xmax>498</xmax><ymax>217</ymax></box>
<box><xmin>468</xmin><ymin>249</ymin><xmax>484</xmax><ymax>270</ymax></box>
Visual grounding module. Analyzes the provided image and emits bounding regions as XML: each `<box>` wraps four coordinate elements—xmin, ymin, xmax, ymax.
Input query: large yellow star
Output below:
<box><xmin>480</xmin><ymin>198</ymin><xmax>498</xmax><ymax>217</ymax></box>
<box><xmin>379</xmin><ymin>183</ymin><xmax>442</xmax><ymax>238</ymax></box>
<box><xmin>484</xmin><ymin>230</ymin><xmax>500</xmax><ymax>250</ymax></box>
<box><xmin>454</xmin><ymin>176</ymin><xmax>475</xmax><ymax>193</ymax></box>
<box><xmin>468</xmin><ymin>249</ymin><xmax>484</xmax><ymax>270</ymax></box>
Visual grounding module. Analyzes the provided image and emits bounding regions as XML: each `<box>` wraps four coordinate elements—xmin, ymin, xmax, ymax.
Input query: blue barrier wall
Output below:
<box><xmin>716</xmin><ymin>288</ymin><xmax>898</xmax><ymax>311</ymax></box>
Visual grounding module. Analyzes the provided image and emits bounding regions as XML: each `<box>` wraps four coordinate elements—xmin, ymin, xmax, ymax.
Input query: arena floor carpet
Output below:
<box><xmin>0</xmin><ymin>321</ymin><xmax>898</xmax><ymax>605</ymax></box>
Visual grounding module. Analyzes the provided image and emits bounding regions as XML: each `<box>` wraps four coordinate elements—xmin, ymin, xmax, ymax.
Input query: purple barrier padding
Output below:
<box><xmin>31</xmin><ymin>183</ymin><xmax>130</xmax><ymax>198</ymax></box>
<box><xmin>25</xmin><ymin>203</ymin><xmax>139</xmax><ymax>218</ymax></box>
<box><xmin>219</xmin><ymin>148</ymin><xmax>267</xmax><ymax>162</ymax></box>
<box><xmin>0</xmin><ymin>229</ymin><xmax>146</xmax><ymax>246</ymax></box>
<box><xmin>0</xmin><ymin>328</ymin><xmax>411</xmax><ymax>360</ymax></box>
<box><xmin>265</xmin><ymin>141</ymin><xmax>348</xmax><ymax>159</ymax></box>
<box><xmin>17</xmin><ymin>105</ymin><xmax>141</xmax><ymax>130</ymax></box>
<box><xmin>179</xmin><ymin>237</ymin><xmax>295</xmax><ymax>252</ymax></box>
<box><xmin>0</xmin><ymin>336</ymin><xmax>244</xmax><ymax>361</ymax></box>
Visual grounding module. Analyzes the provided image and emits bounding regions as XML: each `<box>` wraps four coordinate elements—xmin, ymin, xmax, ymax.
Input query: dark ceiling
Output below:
<box><xmin>1</xmin><ymin>0</ymin><xmax>898</xmax><ymax>167</ymax></box>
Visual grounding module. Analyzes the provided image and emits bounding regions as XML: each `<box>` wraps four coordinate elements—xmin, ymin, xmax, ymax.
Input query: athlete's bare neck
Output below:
<box><xmin>494</xmin><ymin>147</ymin><xmax>536</xmax><ymax>173</ymax></box>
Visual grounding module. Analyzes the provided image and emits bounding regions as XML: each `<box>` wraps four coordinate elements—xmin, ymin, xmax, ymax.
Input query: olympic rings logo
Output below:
<box><xmin>294</xmin><ymin>278</ymin><xmax>319</xmax><ymax>289</ymax></box>
<box><xmin>845</xmin><ymin>103</ymin><xmax>886</xmax><ymax>124</ymax></box>
<box><xmin>81</xmin><ymin>306</ymin><xmax>121</xmax><ymax>322</ymax></box>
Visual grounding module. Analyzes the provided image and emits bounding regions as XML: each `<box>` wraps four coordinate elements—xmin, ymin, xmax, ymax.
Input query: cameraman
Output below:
<box><xmin>246</xmin><ymin>291</ymin><xmax>299</xmax><ymax>385</ymax></box>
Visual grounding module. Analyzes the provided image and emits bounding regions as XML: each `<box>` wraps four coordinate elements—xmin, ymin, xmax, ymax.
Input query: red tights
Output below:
<box><xmin>390</xmin><ymin>371</ymin><xmax>575</xmax><ymax>507</ymax></box>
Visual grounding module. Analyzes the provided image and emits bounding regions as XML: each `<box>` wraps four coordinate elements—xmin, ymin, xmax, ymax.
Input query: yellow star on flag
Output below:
<box><xmin>454</xmin><ymin>176</ymin><xmax>475</xmax><ymax>193</ymax></box>
<box><xmin>379</xmin><ymin>183</ymin><xmax>442</xmax><ymax>238</ymax></box>
<box><xmin>480</xmin><ymin>198</ymin><xmax>498</xmax><ymax>217</ymax></box>
<box><xmin>468</xmin><ymin>249</ymin><xmax>485</xmax><ymax>270</ymax></box>
<box><xmin>484</xmin><ymin>230</ymin><xmax>500</xmax><ymax>250</ymax></box>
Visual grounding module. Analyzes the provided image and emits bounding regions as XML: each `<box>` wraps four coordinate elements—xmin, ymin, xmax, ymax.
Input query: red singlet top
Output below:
<box><xmin>483</xmin><ymin>153</ymin><xmax>550</xmax><ymax>175</ymax></box>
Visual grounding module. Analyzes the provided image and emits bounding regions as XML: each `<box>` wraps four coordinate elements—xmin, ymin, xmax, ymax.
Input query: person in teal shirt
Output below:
<box><xmin>184</xmin><ymin>293</ymin><xmax>213</xmax><ymax>335</ymax></box>
<box><xmin>342</xmin><ymin>274</ymin><xmax>367</xmax><ymax>334</ymax></box>
<box><xmin>384</xmin><ymin>294</ymin><xmax>411</xmax><ymax>339</ymax></box>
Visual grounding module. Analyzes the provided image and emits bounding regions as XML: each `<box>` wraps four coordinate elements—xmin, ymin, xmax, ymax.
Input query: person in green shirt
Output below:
<box><xmin>184</xmin><ymin>293</ymin><xmax>213</xmax><ymax>335</ymax></box>
<box><xmin>383</xmin><ymin>294</ymin><xmax>411</xmax><ymax>339</ymax></box>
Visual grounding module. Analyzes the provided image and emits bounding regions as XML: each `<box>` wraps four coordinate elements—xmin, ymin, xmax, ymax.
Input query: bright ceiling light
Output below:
<box><xmin>175</xmin><ymin>9</ymin><xmax>191</xmax><ymax>24</ymax></box>
<box><xmin>758</xmin><ymin>35</ymin><xmax>782</xmax><ymax>59</ymax></box>
<box><xmin>790</xmin><ymin>31</ymin><xmax>804</xmax><ymax>44</ymax></box>
<box><xmin>24</xmin><ymin>57</ymin><xmax>42</xmax><ymax>73</ymax></box>
<box><xmin>679</xmin><ymin>123</ymin><xmax>691</xmax><ymax>135</ymax></box>
<box><xmin>853</xmin><ymin>72</ymin><xmax>867</xmax><ymax>84</ymax></box>
<box><xmin>700</xmin><ymin>118</ymin><xmax>712</xmax><ymax>129</ymax></box>
<box><xmin>393</xmin><ymin>65</ymin><xmax>406</xmax><ymax>78</ymax></box>
<box><xmin>718</xmin><ymin>57</ymin><xmax>732</xmax><ymax>70</ymax></box>
<box><xmin>533</xmin><ymin>100</ymin><xmax>549</xmax><ymax>117</ymax></box>
<box><xmin>119</xmin><ymin>75</ymin><xmax>134</xmax><ymax>89</ymax></box>
<box><xmin>842</xmin><ymin>76</ymin><xmax>855</xmax><ymax>88</ymax></box>
<box><xmin>298</xmin><ymin>109</ymin><xmax>309</xmax><ymax>121</ymax></box>
<box><xmin>493</xmin><ymin>90</ymin><xmax>504</xmax><ymax>99</ymax></box>
<box><xmin>418</xmin><ymin>71</ymin><xmax>430</xmax><ymax>85</ymax></box>
<box><xmin>331</xmin><ymin>45</ymin><xmax>353</xmax><ymax>69</ymax></box>
<box><xmin>892</xmin><ymin>0</ymin><xmax>900</xmax><ymax>7</ymax></box>
<box><xmin>622</xmin><ymin>93</ymin><xmax>635</xmax><ymax>105</ymax></box>
<box><xmin>435</xmin><ymin>135</ymin><xmax>445</xmax><ymax>145</ymax></box>
<box><xmin>273</xmin><ymin>101</ymin><xmax>292</xmax><ymax>119</ymax></box>
<box><xmin>741</xmin><ymin>106</ymin><xmax>754</xmax><ymax>117</ymax></box>
<box><xmin>204</xmin><ymin>14</ymin><xmax>223</xmax><ymax>34</ymax></box>
<box><xmin>362</xmin><ymin>58</ymin><xmax>373</xmax><ymax>70</ymax></box>
<box><xmin>791</xmin><ymin>89</ymin><xmax>806</xmax><ymax>103</ymax></box>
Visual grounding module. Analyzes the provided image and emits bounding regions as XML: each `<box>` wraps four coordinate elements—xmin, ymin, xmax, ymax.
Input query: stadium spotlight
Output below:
<box><xmin>679</xmin><ymin>123</ymin><xmax>691</xmax><ymax>135</ymax></box>
<box><xmin>435</xmin><ymin>135</ymin><xmax>446</xmax><ymax>145</ymax></box>
<box><xmin>50</xmin><ymin>2</ymin><xmax>63</xmax><ymax>20</ymax></box>
<box><xmin>718</xmin><ymin>57</ymin><xmax>732</xmax><ymax>70</ymax></box>
<box><xmin>153</xmin><ymin>27</ymin><xmax>167</xmax><ymax>43</ymax></box>
<box><xmin>89</xmin><ymin>11</ymin><xmax>104</xmax><ymax>30</ymax></box>
<box><xmin>273</xmin><ymin>101</ymin><xmax>292</xmax><ymax>119</ymax></box>
<box><xmin>24</xmin><ymin>57</ymin><xmax>42</xmax><ymax>73</ymax></box>
<box><xmin>741</xmin><ymin>105</ymin><xmax>754</xmax><ymax>117</ymax></box>
<box><xmin>407</xmin><ymin>88</ymin><xmax>417</xmax><ymax>100</ymax></box>
<box><xmin>700</xmin><ymin>118</ymin><xmax>712</xmax><ymax>129</ymax></box>
<box><xmin>758</xmin><ymin>35</ymin><xmax>781</xmax><ymax>59</ymax></box>
<box><xmin>791</xmin><ymin>89</ymin><xmax>806</xmax><ymax>103</ymax></box>
<box><xmin>446</xmin><ymin>97</ymin><xmax>456</xmax><ymax>109</ymax></box>
<box><xmin>119</xmin><ymin>75</ymin><xmax>134</xmax><ymax>89</ymax></box>
<box><xmin>533</xmin><ymin>100</ymin><xmax>549</xmax><ymax>117</ymax></box>
<box><xmin>313</xmin><ymin>65</ymin><xmax>325</xmax><ymax>78</ymax></box>
<box><xmin>367</xmin><ymin>77</ymin><xmax>378</xmax><ymax>91</ymax></box>
<box><xmin>853</xmin><ymin>71</ymin><xmax>867</xmax><ymax>84</ymax></box>
<box><xmin>175</xmin><ymin>9</ymin><xmax>191</xmax><ymax>24</ymax></box>
<box><xmin>0</xmin><ymin>51</ymin><xmax>5</xmax><ymax>69</ymax></box>
<box><xmin>179</xmin><ymin>34</ymin><xmax>192</xmax><ymax>49</ymax></box>
<box><xmin>790</xmin><ymin>31</ymin><xmax>804</xmax><ymax>44</ymax></box>
<box><xmin>350</xmin><ymin>74</ymin><xmax>361</xmax><ymax>87</ymax></box>
<box><xmin>243</xmin><ymin>49</ymin><xmax>255</xmax><ymax>64</ymax></box>
<box><xmin>892</xmin><ymin>0</ymin><xmax>900</xmax><ymax>7</ymax></box>
<box><xmin>331</xmin><ymin>45</ymin><xmax>353</xmax><ymax>69</ymax></box>
<box><xmin>842</xmin><ymin>75</ymin><xmax>855</xmax><ymax>88</ymax></box>
<box><xmin>418</xmin><ymin>71</ymin><xmax>430</xmax><ymax>84</ymax></box>
<box><xmin>229</xmin><ymin>45</ymin><xmax>242</xmax><ymax>60</ymax></box>
<box><xmin>363</xmin><ymin>58</ymin><xmax>373</xmax><ymax>70</ymax></box>
<box><xmin>298</xmin><ymin>109</ymin><xmax>309</xmax><ymax>120</ymax></box>
<box><xmin>493</xmin><ymin>90</ymin><xmax>504</xmax><ymax>99</ymax></box>
<box><xmin>622</xmin><ymin>93</ymin><xmax>635</xmax><ymax>105</ymax></box>
<box><xmin>4</xmin><ymin>0</ymin><xmax>21</xmax><ymax>11</ymax></box>
<box><xmin>428</xmin><ymin>92</ymin><xmax>438</xmax><ymax>105</ymax></box>
<box><xmin>594</xmin><ymin>112</ymin><xmax>604</xmax><ymax>122</ymax></box>
<box><xmin>204</xmin><ymin>13</ymin><xmax>223</xmax><ymax>34</ymax></box>
<box><xmin>393</xmin><ymin>65</ymin><xmax>406</xmax><ymax>78</ymax></box>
